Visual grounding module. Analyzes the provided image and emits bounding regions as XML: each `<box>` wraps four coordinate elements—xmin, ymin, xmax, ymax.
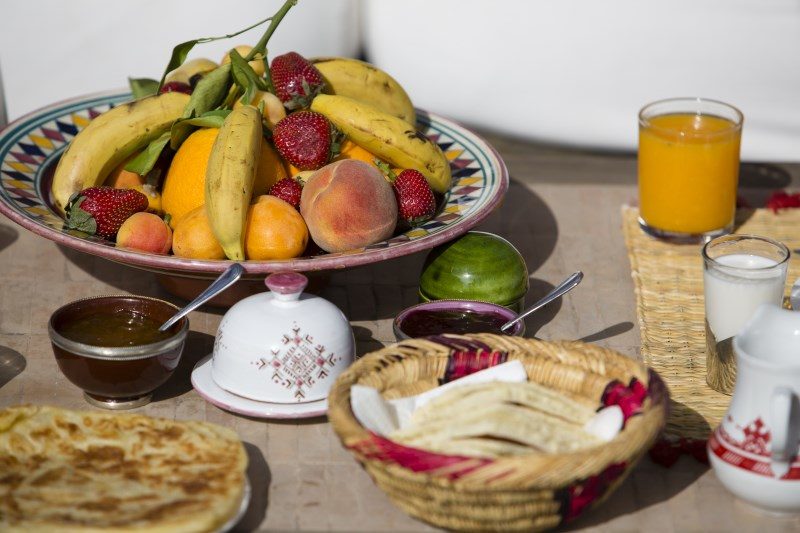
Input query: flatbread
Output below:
<box><xmin>0</xmin><ymin>405</ymin><xmax>247</xmax><ymax>533</ymax></box>
<box><xmin>409</xmin><ymin>381</ymin><xmax>597</xmax><ymax>428</ymax></box>
<box><xmin>390</xmin><ymin>382</ymin><xmax>602</xmax><ymax>457</ymax></box>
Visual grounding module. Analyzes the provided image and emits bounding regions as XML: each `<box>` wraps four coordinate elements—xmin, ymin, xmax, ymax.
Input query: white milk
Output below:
<box><xmin>704</xmin><ymin>253</ymin><xmax>786</xmax><ymax>342</ymax></box>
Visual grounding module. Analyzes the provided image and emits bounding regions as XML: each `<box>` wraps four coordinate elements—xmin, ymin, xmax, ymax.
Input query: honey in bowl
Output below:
<box><xmin>59</xmin><ymin>310</ymin><xmax>172</xmax><ymax>347</ymax></box>
<box><xmin>394</xmin><ymin>300</ymin><xmax>524</xmax><ymax>340</ymax></box>
<box><xmin>48</xmin><ymin>295</ymin><xmax>188</xmax><ymax>410</ymax></box>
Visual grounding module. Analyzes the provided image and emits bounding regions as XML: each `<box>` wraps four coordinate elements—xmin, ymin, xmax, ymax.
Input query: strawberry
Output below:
<box><xmin>272</xmin><ymin>111</ymin><xmax>339</xmax><ymax>170</ymax></box>
<box><xmin>391</xmin><ymin>169</ymin><xmax>437</xmax><ymax>227</ymax></box>
<box><xmin>65</xmin><ymin>186</ymin><xmax>148</xmax><ymax>239</ymax></box>
<box><xmin>268</xmin><ymin>177</ymin><xmax>303</xmax><ymax>209</ymax></box>
<box><xmin>270</xmin><ymin>51</ymin><xmax>325</xmax><ymax>110</ymax></box>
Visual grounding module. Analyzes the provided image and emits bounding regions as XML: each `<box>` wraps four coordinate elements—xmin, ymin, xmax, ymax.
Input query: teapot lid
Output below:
<box><xmin>265</xmin><ymin>271</ymin><xmax>308</xmax><ymax>302</ymax></box>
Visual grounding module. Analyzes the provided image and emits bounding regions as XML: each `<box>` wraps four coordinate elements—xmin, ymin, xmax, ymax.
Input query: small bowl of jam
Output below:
<box><xmin>48</xmin><ymin>295</ymin><xmax>189</xmax><ymax>410</ymax></box>
<box><xmin>393</xmin><ymin>299</ymin><xmax>525</xmax><ymax>341</ymax></box>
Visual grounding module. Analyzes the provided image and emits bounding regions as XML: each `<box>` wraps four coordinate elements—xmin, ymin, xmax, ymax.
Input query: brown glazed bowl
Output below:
<box><xmin>48</xmin><ymin>295</ymin><xmax>189</xmax><ymax>410</ymax></box>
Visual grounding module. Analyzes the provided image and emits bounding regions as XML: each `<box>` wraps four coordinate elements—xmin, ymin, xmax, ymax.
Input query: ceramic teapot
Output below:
<box><xmin>708</xmin><ymin>304</ymin><xmax>800</xmax><ymax>514</ymax></box>
<box><xmin>211</xmin><ymin>271</ymin><xmax>355</xmax><ymax>403</ymax></box>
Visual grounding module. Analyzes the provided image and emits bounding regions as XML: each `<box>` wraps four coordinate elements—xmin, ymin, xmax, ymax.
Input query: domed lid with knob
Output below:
<box><xmin>211</xmin><ymin>271</ymin><xmax>355</xmax><ymax>403</ymax></box>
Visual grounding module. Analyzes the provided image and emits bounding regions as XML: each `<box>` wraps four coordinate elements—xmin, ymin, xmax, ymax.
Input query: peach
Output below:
<box><xmin>299</xmin><ymin>159</ymin><xmax>397</xmax><ymax>253</ymax></box>
<box><xmin>116</xmin><ymin>212</ymin><xmax>172</xmax><ymax>254</ymax></box>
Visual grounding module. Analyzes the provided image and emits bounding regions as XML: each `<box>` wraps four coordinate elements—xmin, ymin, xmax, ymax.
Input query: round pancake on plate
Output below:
<box><xmin>0</xmin><ymin>405</ymin><xmax>247</xmax><ymax>532</ymax></box>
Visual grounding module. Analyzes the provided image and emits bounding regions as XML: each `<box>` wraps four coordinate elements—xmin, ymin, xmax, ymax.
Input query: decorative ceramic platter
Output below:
<box><xmin>192</xmin><ymin>354</ymin><xmax>327</xmax><ymax>419</ymax></box>
<box><xmin>0</xmin><ymin>90</ymin><xmax>508</xmax><ymax>276</ymax></box>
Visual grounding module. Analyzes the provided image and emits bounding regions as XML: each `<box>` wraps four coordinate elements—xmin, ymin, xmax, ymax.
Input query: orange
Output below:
<box><xmin>163</xmin><ymin>128</ymin><xmax>287</xmax><ymax>229</ymax></box>
<box><xmin>244</xmin><ymin>195</ymin><xmax>308</xmax><ymax>260</ymax></box>
<box><xmin>255</xmin><ymin>141</ymin><xmax>287</xmax><ymax>196</ymax></box>
<box><xmin>171</xmin><ymin>205</ymin><xmax>225</xmax><ymax>259</ymax></box>
<box><xmin>161</xmin><ymin>128</ymin><xmax>219</xmax><ymax>228</ymax></box>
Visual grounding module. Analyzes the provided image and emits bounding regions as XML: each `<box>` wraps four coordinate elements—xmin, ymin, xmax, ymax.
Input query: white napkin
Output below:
<box><xmin>350</xmin><ymin>360</ymin><xmax>622</xmax><ymax>442</ymax></box>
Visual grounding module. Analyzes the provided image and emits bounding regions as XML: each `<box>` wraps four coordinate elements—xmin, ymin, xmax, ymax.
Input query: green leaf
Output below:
<box><xmin>129</xmin><ymin>77</ymin><xmax>159</xmax><ymax>99</ymax></box>
<box><xmin>64</xmin><ymin>197</ymin><xmax>98</xmax><ymax>235</ymax></box>
<box><xmin>156</xmin><ymin>40</ymin><xmax>198</xmax><ymax>91</ymax></box>
<box><xmin>124</xmin><ymin>132</ymin><xmax>171</xmax><ymax>176</ymax></box>
<box><xmin>230</xmin><ymin>49</ymin><xmax>263</xmax><ymax>107</ymax></box>
<box><xmin>154</xmin><ymin>14</ymin><xmax>275</xmax><ymax>93</ymax></box>
<box><xmin>181</xmin><ymin>64</ymin><xmax>232</xmax><ymax>120</ymax></box>
<box><xmin>170</xmin><ymin>109</ymin><xmax>231</xmax><ymax>150</ymax></box>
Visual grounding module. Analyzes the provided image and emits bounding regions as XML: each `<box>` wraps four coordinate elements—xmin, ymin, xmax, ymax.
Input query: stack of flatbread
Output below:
<box><xmin>0</xmin><ymin>405</ymin><xmax>247</xmax><ymax>532</ymax></box>
<box><xmin>389</xmin><ymin>381</ymin><xmax>603</xmax><ymax>458</ymax></box>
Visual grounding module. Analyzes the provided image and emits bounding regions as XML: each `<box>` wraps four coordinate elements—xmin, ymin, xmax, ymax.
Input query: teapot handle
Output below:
<box><xmin>770</xmin><ymin>387</ymin><xmax>795</xmax><ymax>478</ymax></box>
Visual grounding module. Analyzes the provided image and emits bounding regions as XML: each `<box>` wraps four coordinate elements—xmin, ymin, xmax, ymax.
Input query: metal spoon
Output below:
<box><xmin>500</xmin><ymin>271</ymin><xmax>584</xmax><ymax>332</ymax></box>
<box><xmin>159</xmin><ymin>263</ymin><xmax>245</xmax><ymax>332</ymax></box>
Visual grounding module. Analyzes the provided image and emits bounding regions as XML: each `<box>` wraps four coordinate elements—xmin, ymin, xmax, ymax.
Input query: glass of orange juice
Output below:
<box><xmin>638</xmin><ymin>98</ymin><xmax>743</xmax><ymax>242</ymax></box>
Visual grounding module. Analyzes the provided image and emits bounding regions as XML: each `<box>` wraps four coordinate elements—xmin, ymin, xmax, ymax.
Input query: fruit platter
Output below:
<box><xmin>0</xmin><ymin>1</ymin><xmax>507</xmax><ymax>277</ymax></box>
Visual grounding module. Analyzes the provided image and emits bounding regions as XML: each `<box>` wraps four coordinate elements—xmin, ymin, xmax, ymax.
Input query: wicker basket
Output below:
<box><xmin>328</xmin><ymin>334</ymin><xmax>669</xmax><ymax>532</ymax></box>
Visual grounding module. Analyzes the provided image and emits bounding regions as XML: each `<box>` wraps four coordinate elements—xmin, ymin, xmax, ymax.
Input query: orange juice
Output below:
<box><xmin>639</xmin><ymin>112</ymin><xmax>742</xmax><ymax>236</ymax></box>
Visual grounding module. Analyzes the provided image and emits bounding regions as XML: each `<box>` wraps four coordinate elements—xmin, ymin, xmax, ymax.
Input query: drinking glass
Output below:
<box><xmin>703</xmin><ymin>234</ymin><xmax>789</xmax><ymax>394</ymax></box>
<box><xmin>638</xmin><ymin>97</ymin><xmax>743</xmax><ymax>243</ymax></box>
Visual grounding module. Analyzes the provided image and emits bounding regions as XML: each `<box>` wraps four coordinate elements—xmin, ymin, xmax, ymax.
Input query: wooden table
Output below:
<box><xmin>2</xmin><ymin>132</ymin><xmax>799</xmax><ymax>532</ymax></box>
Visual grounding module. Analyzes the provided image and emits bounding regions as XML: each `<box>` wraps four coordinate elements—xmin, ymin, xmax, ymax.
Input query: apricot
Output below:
<box><xmin>105</xmin><ymin>158</ymin><xmax>162</xmax><ymax>213</ymax></box>
<box><xmin>116</xmin><ymin>212</ymin><xmax>172</xmax><ymax>254</ymax></box>
<box><xmin>299</xmin><ymin>159</ymin><xmax>397</xmax><ymax>253</ymax></box>
<box><xmin>245</xmin><ymin>195</ymin><xmax>308</xmax><ymax>260</ymax></box>
<box><xmin>172</xmin><ymin>206</ymin><xmax>225</xmax><ymax>260</ymax></box>
<box><xmin>221</xmin><ymin>45</ymin><xmax>266</xmax><ymax>76</ymax></box>
<box><xmin>234</xmin><ymin>90</ymin><xmax>286</xmax><ymax>128</ymax></box>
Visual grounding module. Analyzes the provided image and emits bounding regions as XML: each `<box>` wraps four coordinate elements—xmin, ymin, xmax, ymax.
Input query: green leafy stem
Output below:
<box><xmin>126</xmin><ymin>0</ymin><xmax>297</xmax><ymax>176</ymax></box>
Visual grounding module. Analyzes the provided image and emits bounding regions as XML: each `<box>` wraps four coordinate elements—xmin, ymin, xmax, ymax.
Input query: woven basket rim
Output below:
<box><xmin>328</xmin><ymin>335</ymin><xmax>668</xmax><ymax>491</ymax></box>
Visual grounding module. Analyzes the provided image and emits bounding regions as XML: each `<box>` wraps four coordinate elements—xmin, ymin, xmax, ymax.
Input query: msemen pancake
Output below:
<box><xmin>0</xmin><ymin>405</ymin><xmax>247</xmax><ymax>532</ymax></box>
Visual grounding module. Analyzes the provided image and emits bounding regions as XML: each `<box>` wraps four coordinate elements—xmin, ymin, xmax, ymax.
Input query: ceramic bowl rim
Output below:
<box><xmin>0</xmin><ymin>89</ymin><xmax>509</xmax><ymax>277</ymax></box>
<box><xmin>48</xmin><ymin>295</ymin><xmax>189</xmax><ymax>360</ymax></box>
<box><xmin>393</xmin><ymin>299</ymin><xmax>525</xmax><ymax>340</ymax></box>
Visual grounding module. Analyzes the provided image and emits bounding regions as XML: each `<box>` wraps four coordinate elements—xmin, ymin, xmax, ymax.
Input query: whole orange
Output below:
<box><xmin>161</xmin><ymin>128</ymin><xmax>218</xmax><ymax>228</ymax></box>
<box><xmin>162</xmin><ymin>129</ymin><xmax>286</xmax><ymax>229</ymax></box>
<box><xmin>244</xmin><ymin>195</ymin><xmax>308</xmax><ymax>260</ymax></box>
<box><xmin>171</xmin><ymin>205</ymin><xmax>225</xmax><ymax>260</ymax></box>
<box><xmin>255</xmin><ymin>141</ymin><xmax>287</xmax><ymax>196</ymax></box>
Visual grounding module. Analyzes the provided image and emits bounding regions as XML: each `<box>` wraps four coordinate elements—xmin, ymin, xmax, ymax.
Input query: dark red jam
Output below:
<box><xmin>400</xmin><ymin>309</ymin><xmax>511</xmax><ymax>337</ymax></box>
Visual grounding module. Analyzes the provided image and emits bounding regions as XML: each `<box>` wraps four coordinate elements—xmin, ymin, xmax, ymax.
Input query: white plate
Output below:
<box><xmin>219</xmin><ymin>478</ymin><xmax>251</xmax><ymax>533</ymax></box>
<box><xmin>191</xmin><ymin>354</ymin><xmax>328</xmax><ymax>419</ymax></box>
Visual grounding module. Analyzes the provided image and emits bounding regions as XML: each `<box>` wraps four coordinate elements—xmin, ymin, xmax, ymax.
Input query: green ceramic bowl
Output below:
<box><xmin>419</xmin><ymin>231</ymin><xmax>528</xmax><ymax>312</ymax></box>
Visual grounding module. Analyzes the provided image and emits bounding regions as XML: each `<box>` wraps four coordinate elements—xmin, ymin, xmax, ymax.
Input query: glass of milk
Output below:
<box><xmin>703</xmin><ymin>234</ymin><xmax>790</xmax><ymax>395</ymax></box>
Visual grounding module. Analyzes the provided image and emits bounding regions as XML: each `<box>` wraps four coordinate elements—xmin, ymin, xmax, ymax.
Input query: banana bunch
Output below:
<box><xmin>50</xmin><ymin>92</ymin><xmax>189</xmax><ymax>213</ymax></box>
<box><xmin>311</xmin><ymin>94</ymin><xmax>451</xmax><ymax>194</ymax></box>
<box><xmin>311</xmin><ymin>57</ymin><xmax>416</xmax><ymax>125</ymax></box>
<box><xmin>205</xmin><ymin>105</ymin><xmax>262</xmax><ymax>260</ymax></box>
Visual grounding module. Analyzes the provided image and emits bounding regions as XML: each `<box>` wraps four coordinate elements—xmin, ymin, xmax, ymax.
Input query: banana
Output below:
<box><xmin>51</xmin><ymin>91</ymin><xmax>189</xmax><ymax>213</ymax></box>
<box><xmin>204</xmin><ymin>105</ymin><xmax>262</xmax><ymax>261</ymax></box>
<box><xmin>310</xmin><ymin>94</ymin><xmax>451</xmax><ymax>194</ymax></box>
<box><xmin>311</xmin><ymin>57</ymin><xmax>416</xmax><ymax>125</ymax></box>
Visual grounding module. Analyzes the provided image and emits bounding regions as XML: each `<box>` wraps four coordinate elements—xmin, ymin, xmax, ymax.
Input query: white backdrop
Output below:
<box><xmin>0</xmin><ymin>0</ymin><xmax>359</xmax><ymax>120</ymax></box>
<box><xmin>363</xmin><ymin>0</ymin><xmax>800</xmax><ymax>161</ymax></box>
<box><xmin>2</xmin><ymin>0</ymin><xmax>799</xmax><ymax>161</ymax></box>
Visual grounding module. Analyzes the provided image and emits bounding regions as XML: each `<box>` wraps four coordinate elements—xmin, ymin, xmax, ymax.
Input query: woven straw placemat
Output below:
<box><xmin>622</xmin><ymin>206</ymin><xmax>800</xmax><ymax>440</ymax></box>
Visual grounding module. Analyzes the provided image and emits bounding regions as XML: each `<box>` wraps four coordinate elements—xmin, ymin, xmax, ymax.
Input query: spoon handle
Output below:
<box><xmin>159</xmin><ymin>263</ymin><xmax>245</xmax><ymax>332</ymax></box>
<box><xmin>500</xmin><ymin>271</ymin><xmax>584</xmax><ymax>332</ymax></box>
